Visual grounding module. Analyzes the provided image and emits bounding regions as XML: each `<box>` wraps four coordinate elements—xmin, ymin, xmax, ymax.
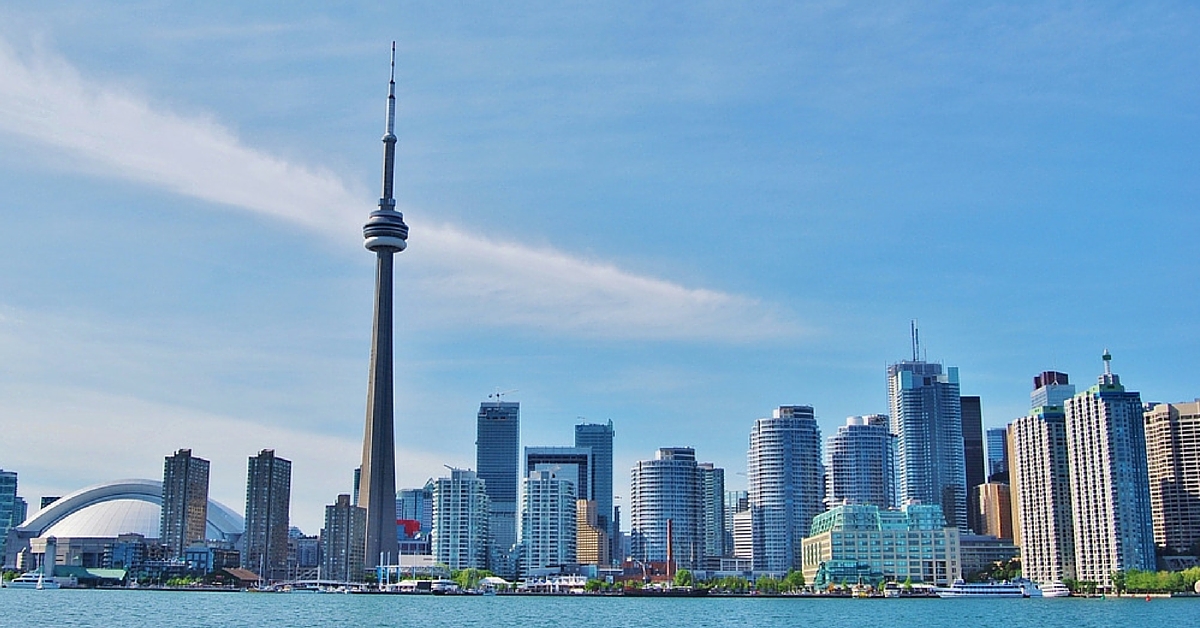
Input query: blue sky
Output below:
<box><xmin>0</xmin><ymin>1</ymin><xmax>1196</xmax><ymax>534</ymax></box>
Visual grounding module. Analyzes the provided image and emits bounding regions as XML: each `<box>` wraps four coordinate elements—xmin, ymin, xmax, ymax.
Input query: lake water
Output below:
<box><xmin>1</xmin><ymin>589</ymin><xmax>1195</xmax><ymax>628</ymax></box>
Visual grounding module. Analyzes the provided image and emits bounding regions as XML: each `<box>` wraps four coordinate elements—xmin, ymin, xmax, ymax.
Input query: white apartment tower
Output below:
<box><xmin>1064</xmin><ymin>352</ymin><xmax>1155</xmax><ymax>589</ymax></box>
<box><xmin>629</xmin><ymin>448</ymin><xmax>703</xmax><ymax>570</ymax></box>
<box><xmin>1008</xmin><ymin>371</ymin><xmax>1076</xmax><ymax>584</ymax></box>
<box><xmin>748</xmin><ymin>406</ymin><xmax>823</xmax><ymax>572</ymax></box>
<box><xmin>826</xmin><ymin>414</ymin><xmax>896</xmax><ymax>508</ymax></box>
<box><xmin>519</xmin><ymin>469</ymin><xmax>577</xmax><ymax>575</ymax></box>
<box><xmin>431</xmin><ymin>468</ymin><xmax>490</xmax><ymax>570</ymax></box>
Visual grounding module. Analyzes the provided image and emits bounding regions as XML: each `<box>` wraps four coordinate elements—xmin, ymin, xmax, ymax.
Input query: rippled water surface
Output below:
<box><xmin>1</xmin><ymin>589</ymin><xmax>1195</xmax><ymax>628</ymax></box>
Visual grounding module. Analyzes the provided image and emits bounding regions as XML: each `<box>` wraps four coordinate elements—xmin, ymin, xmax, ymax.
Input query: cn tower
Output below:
<box><xmin>359</xmin><ymin>43</ymin><xmax>407</xmax><ymax>568</ymax></box>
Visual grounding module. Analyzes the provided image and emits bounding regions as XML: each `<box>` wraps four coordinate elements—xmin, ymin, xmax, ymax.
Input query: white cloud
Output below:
<box><xmin>0</xmin><ymin>383</ymin><xmax>448</xmax><ymax>535</ymax></box>
<box><xmin>0</xmin><ymin>38</ymin><xmax>800</xmax><ymax>343</ymax></box>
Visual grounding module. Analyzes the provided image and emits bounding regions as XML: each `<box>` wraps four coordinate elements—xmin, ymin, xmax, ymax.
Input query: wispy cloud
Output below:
<box><xmin>0</xmin><ymin>382</ymin><xmax>450</xmax><ymax>534</ymax></box>
<box><xmin>0</xmin><ymin>38</ymin><xmax>799</xmax><ymax>342</ymax></box>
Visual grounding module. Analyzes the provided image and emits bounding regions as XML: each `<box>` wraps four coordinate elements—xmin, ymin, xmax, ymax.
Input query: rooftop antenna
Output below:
<box><xmin>910</xmin><ymin>319</ymin><xmax>921</xmax><ymax>362</ymax></box>
<box><xmin>1102</xmin><ymin>348</ymin><xmax>1112</xmax><ymax>376</ymax></box>
<box><xmin>489</xmin><ymin>388</ymin><xmax>518</xmax><ymax>402</ymax></box>
<box><xmin>381</xmin><ymin>41</ymin><xmax>397</xmax><ymax>202</ymax></box>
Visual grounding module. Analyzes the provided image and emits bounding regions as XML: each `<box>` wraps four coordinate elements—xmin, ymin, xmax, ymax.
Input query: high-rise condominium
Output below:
<box><xmin>629</xmin><ymin>447</ymin><xmax>703</xmax><ymax>570</ymax></box>
<box><xmin>574</xmin><ymin>421</ymin><xmax>615</xmax><ymax>556</ymax></box>
<box><xmin>161</xmin><ymin>449</ymin><xmax>210</xmax><ymax>558</ymax></box>
<box><xmin>1009</xmin><ymin>371</ymin><xmax>1076</xmax><ymax>583</ymax></box>
<box><xmin>243</xmin><ymin>449</ymin><xmax>292</xmax><ymax>580</ymax></box>
<box><xmin>519</xmin><ymin>470</ymin><xmax>577</xmax><ymax>575</ymax></box>
<box><xmin>1065</xmin><ymin>353</ymin><xmax>1155</xmax><ymax>588</ymax></box>
<box><xmin>477</xmin><ymin>401</ymin><xmax>519</xmax><ymax>573</ymax></box>
<box><xmin>888</xmin><ymin>358</ymin><xmax>968</xmax><ymax>531</ymax></box>
<box><xmin>322</xmin><ymin>494</ymin><xmax>366</xmax><ymax>582</ymax></box>
<box><xmin>698</xmin><ymin>462</ymin><xmax>727</xmax><ymax>561</ymax></box>
<box><xmin>432</xmin><ymin>468</ymin><xmax>490</xmax><ymax>570</ymax></box>
<box><xmin>1144</xmin><ymin>401</ymin><xmax>1200</xmax><ymax>555</ymax></box>
<box><xmin>1009</xmin><ymin>370</ymin><xmax>1076</xmax><ymax>584</ymax></box>
<box><xmin>358</xmin><ymin>47</ymin><xmax>409</xmax><ymax>569</ymax></box>
<box><xmin>748</xmin><ymin>406</ymin><xmax>822</xmax><ymax>572</ymax></box>
<box><xmin>826</xmin><ymin>415</ymin><xmax>895</xmax><ymax>508</ymax></box>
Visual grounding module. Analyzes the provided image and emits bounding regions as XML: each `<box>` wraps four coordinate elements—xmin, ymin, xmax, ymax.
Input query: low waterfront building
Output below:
<box><xmin>801</xmin><ymin>503</ymin><xmax>960</xmax><ymax>588</ymax></box>
<box><xmin>958</xmin><ymin>534</ymin><xmax>1018</xmax><ymax>578</ymax></box>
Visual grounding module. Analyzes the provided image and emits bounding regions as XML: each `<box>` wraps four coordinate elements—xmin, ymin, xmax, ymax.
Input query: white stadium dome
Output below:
<box><xmin>17</xmin><ymin>478</ymin><xmax>243</xmax><ymax>542</ymax></box>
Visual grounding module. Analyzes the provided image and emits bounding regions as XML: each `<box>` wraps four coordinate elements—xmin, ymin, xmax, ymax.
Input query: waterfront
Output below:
<box><xmin>1</xmin><ymin>589</ymin><xmax>1196</xmax><ymax>628</ymax></box>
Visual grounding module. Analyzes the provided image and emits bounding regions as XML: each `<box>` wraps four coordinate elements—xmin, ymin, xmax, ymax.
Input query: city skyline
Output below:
<box><xmin>1</xmin><ymin>3</ymin><xmax>1198</xmax><ymax>535</ymax></box>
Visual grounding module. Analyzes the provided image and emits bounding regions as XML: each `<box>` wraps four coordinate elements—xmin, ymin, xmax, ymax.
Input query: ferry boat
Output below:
<box><xmin>935</xmin><ymin>580</ymin><xmax>1025</xmax><ymax>598</ymax></box>
<box><xmin>1039</xmin><ymin>581</ymin><xmax>1071</xmax><ymax>598</ymax></box>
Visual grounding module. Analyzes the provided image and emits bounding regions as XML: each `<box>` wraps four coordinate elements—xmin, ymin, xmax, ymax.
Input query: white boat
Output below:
<box><xmin>7</xmin><ymin>572</ymin><xmax>62</xmax><ymax>590</ymax></box>
<box><xmin>1039</xmin><ymin>581</ymin><xmax>1071</xmax><ymax>597</ymax></box>
<box><xmin>935</xmin><ymin>579</ymin><xmax>1025</xmax><ymax>598</ymax></box>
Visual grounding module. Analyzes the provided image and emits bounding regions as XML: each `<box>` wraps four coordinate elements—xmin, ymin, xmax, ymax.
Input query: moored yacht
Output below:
<box><xmin>1039</xmin><ymin>581</ymin><xmax>1071</xmax><ymax>597</ymax></box>
<box><xmin>935</xmin><ymin>579</ymin><xmax>1025</xmax><ymax>598</ymax></box>
<box><xmin>7</xmin><ymin>572</ymin><xmax>62</xmax><ymax>590</ymax></box>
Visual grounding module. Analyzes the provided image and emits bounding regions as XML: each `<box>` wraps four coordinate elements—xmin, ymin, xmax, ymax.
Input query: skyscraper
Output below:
<box><xmin>358</xmin><ymin>44</ymin><xmax>409</xmax><ymax>570</ymax></box>
<box><xmin>1009</xmin><ymin>370</ymin><xmax>1076</xmax><ymax>584</ymax></box>
<box><xmin>322</xmin><ymin>494</ymin><xmax>366</xmax><ymax>583</ymax></box>
<box><xmin>396</xmin><ymin>481</ymin><xmax>434</xmax><ymax>538</ymax></box>
<box><xmin>432</xmin><ymin>468</ymin><xmax>490</xmax><ymax>570</ymax></box>
<box><xmin>629</xmin><ymin>447</ymin><xmax>703</xmax><ymax>570</ymax></box>
<box><xmin>888</xmin><ymin>356</ymin><xmax>968</xmax><ymax>531</ymax></box>
<box><xmin>519</xmin><ymin>469</ymin><xmax>577</xmax><ymax>575</ymax></box>
<box><xmin>985</xmin><ymin>427</ymin><xmax>1008</xmax><ymax>481</ymax></box>
<box><xmin>525</xmin><ymin>447</ymin><xmax>591</xmax><ymax>501</ymax></box>
<box><xmin>723</xmin><ymin>490</ymin><xmax>748</xmax><ymax>558</ymax></box>
<box><xmin>1144</xmin><ymin>401</ymin><xmax>1200</xmax><ymax>555</ymax></box>
<box><xmin>975</xmin><ymin>482</ymin><xmax>1013</xmax><ymax>539</ymax></box>
<box><xmin>160</xmin><ymin>449</ymin><xmax>210</xmax><ymax>558</ymax></box>
<box><xmin>747</xmin><ymin>405</ymin><xmax>823</xmax><ymax>572</ymax></box>
<box><xmin>825</xmin><ymin>415</ymin><xmax>896</xmax><ymax>508</ymax></box>
<box><xmin>698</xmin><ymin>462</ymin><xmax>726</xmax><ymax>563</ymax></box>
<box><xmin>477</xmin><ymin>400</ymin><xmax>520</xmax><ymax>573</ymax></box>
<box><xmin>576</xmin><ymin>500</ymin><xmax>610</xmax><ymax>566</ymax></box>
<box><xmin>243</xmin><ymin>449</ymin><xmax>292</xmax><ymax>581</ymax></box>
<box><xmin>0</xmin><ymin>469</ymin><xmax>17</xmax><ymax>565</ymax></box>
<box><xmin>961</xmin><ymin>396</ymin><xmax>985</xmax><ymax>533</ymax></box>
<box><xmin>1065</xmin><ymin>352</ymin><xmax>1155</xmax><ymax>588</ymax></box>
<box><xmin>575</xmin><ymin>420</ymin><xmax>614</xmax><ymax>557</ymax></box>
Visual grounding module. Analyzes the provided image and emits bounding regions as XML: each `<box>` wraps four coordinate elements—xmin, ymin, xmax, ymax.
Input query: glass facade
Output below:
<box><xmin>802</xmin><ymin>503</ymin><xmax>960</xmax><ymax>587</ymax></box>
<box><xmin>887</xmin><ymin>361</ymin><xmax>968</xmax><ymax>531</ymax></box>
<box><xmin>748</xmin><ymin>406</ymin><xmax>822</xmax><ymax>573</ymax></box>
<box><xmin>477</xmin><ymin>401</ymin><xmax>519</xmax><ymax>573</ymax></box>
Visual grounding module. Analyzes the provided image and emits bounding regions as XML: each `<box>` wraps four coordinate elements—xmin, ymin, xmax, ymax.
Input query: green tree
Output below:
<box><xmin>1112</xmin><ymin>570</ymin><xmax>1126</xmax><ymax>595</ymax></box>
<box><xmin>674</xmin><ymin>569</ymin><xmax>694</xmax><ymax>587</ymax></box>
<box><xmin>782</xmin><ymin>569</ymin><xmax>806</xmax><ymax>592</ymax></box>
<box><xmin>451</xmin><ymin>568</ymin><xmax>492</xmax><ymax>591</ymax></box>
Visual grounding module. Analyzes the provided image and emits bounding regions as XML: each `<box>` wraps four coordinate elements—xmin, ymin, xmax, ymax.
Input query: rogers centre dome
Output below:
<box><xmin>16</xmin><ymin>478</ymin><xmax>243</xmax><ymax>542</ymax></box>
